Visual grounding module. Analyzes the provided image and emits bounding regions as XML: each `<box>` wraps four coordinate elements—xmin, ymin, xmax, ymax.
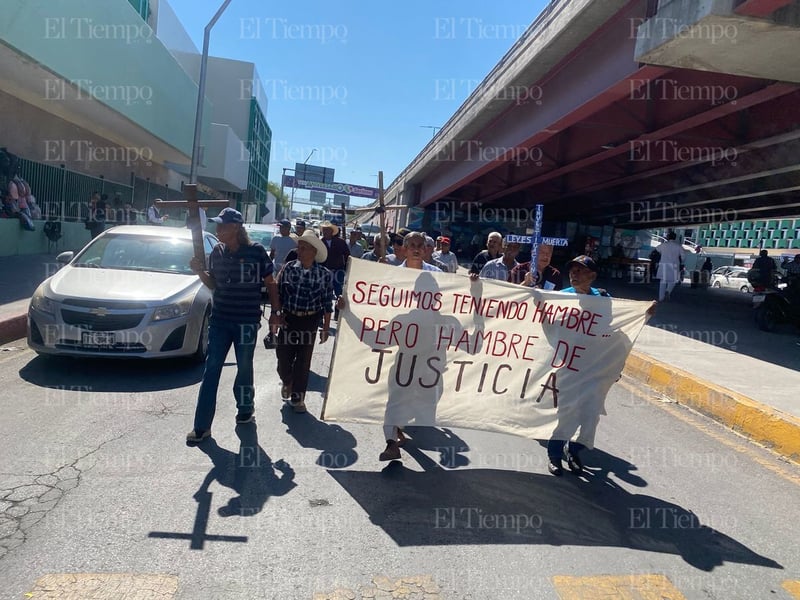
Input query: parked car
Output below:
<box><xmin>242</xmin><ymin>223</ymin><xmax>276</xmax><ymax>248</ymax></box>
<box><xmin>710</xmin><ymin>266</ymin><xmax>747</xmax><ymax>277</ymax></box>
<box><xmin>710</xmin><ymin>267</ymin><xmax>752</xmax><ymax>292</ymax></box>
<box><xmin>28</xmin><ymin>225</ymin><xmax>218</xmax><ymax>360</ymax></box>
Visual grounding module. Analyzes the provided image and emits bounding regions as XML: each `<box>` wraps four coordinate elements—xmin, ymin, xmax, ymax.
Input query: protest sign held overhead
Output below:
<box><xmin>323</xmin><ymin>260</ymin><xmax>652</xmax><ymax>442</ymax></box>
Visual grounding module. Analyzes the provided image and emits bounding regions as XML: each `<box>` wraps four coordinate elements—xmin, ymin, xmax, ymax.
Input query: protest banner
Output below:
<box><xmin>323</xmin><ymin>260</ymin><xmax>651</xmax><ymax>442</ymax></box>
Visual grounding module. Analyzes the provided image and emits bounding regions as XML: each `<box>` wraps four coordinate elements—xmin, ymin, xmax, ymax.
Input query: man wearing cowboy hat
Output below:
<box><xmin>271</xmin><ymin>230</ymin><xmax>336</xmax><ymax>413</ymax></box>
<box><xmin>319</xmin><ymin>220</ymin><xmax>350</xmax><ymax>314</ymax></box>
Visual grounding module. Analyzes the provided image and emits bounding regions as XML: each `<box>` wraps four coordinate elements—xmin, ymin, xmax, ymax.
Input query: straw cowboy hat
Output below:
<box><xmin>319</xmin><ymin>220</ymin><xmax>340</xmax><ymax>236</ymax></box>
<box><xmin>297</xmin><ymin>230</ymin><xmax>328</xmax><ymax>263</ymax></box>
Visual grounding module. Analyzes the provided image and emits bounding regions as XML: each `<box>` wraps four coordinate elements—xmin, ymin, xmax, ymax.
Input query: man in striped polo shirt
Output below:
<box><xmin>186</xmin><ymin>208</ymin><xmax>281</xmax><ymax>443</ymax></box>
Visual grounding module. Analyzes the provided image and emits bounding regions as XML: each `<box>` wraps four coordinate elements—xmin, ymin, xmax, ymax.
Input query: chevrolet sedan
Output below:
<box><xmin>28</xmin><ymin>226</ymin><xmax>217</xmax><ymax>360</ymax></box>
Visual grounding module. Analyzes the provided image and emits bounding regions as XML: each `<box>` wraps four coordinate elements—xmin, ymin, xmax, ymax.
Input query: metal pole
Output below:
<box><xmin>290</xmin><ymin>148</ymin><xmax>316</xmax><ymax>219</ymax></box>
<box><xmin>189</xmin><ymin>0</ymin><xmax>234</xmax><ymax>184</ymax></box>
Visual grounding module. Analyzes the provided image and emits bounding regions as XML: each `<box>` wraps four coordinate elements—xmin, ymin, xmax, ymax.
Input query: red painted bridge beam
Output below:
<box><xmin>734</xmin><ymin>0</ymin><xmax>794</xmax><ymax>17</ymax></box>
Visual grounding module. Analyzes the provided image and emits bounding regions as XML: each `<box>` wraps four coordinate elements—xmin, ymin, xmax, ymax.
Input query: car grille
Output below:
<box><xmin>62</xmin><ymin>299</ymin><xmax>148</xmax><ymax>309</ymax></box>
<box><xmin>55</xmin><ymin>341</ymin><xmax>147</xmax><ymax>353</ymax></box>
<box><xmin>61</xmin><ymin>309</ymin><xmax>145</xmax><ymax>331</ymax></box>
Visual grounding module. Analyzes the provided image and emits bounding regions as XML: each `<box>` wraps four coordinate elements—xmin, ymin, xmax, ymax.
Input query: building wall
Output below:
<box><xmin>0</xmin><ymin>89</ymin><xmax>176</xmax><ymax>187</ymax></box>
<box><xmin>0</xmin><ymin>0</ymin><xmax>203</xmax><ymax>158</ymax></box>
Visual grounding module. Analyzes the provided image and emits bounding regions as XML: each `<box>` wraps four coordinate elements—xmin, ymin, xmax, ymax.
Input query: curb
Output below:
<box><xmin>0</xmin><ymin>314</ymin><xmax>26</xmax><ymax>346</ymax></box>
<box><xmin>624</xmin><ymin>350</ymin><xmax>800</xmax><ymax>465</ymax></box>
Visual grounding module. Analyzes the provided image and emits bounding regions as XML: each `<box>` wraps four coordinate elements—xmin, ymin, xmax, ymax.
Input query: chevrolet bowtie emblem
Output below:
<box><xmin>89</xmin><ymin>307</ymin><xmax>109</xmax><ymax>317</ymax></box>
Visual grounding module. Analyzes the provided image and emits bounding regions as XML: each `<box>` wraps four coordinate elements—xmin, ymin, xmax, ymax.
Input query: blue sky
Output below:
<box><xmin>165</xmin><ymin>0</ymin><xmax>549</xmax><ymax>207</ymax></box>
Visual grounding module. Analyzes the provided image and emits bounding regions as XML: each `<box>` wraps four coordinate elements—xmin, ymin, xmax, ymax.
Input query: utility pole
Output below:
<box><xmin>189</xmin><ymin>0</ymin><xmax>234</xmax><ymax>185</ymax></box>
<box><xmin>290</xmin><ymin>148</ymin><xmax>317</xmax><ymax>218</ymax></box>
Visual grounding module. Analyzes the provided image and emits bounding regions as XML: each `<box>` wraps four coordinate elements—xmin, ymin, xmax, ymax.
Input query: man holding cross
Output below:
<box><xmin>186</xmin><ymin>207</ymin><xmax>281</xmax><ymax>444</ymax></box>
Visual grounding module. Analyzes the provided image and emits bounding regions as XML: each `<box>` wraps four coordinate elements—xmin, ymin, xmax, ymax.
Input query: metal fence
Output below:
<box><xmin>18</xmin><ymin>157</ymin><xmax>216</xmax><ymax>224</ymax></box>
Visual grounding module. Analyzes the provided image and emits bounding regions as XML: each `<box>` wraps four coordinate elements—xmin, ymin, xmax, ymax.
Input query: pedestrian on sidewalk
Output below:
<box><xmin>271</xmin><ymin>230</ymin><xmax>335</xmax><ymax>414</ymax></box>
<box><xmin>186</xmin><ymin>208</ymin><xmax>281</xmax><ymax>444</ymax></box>
<box><xmin>654</xmin><ymin>232</ymin><xmax>684</xmax><ymax>301</ymax></box>
<box><xmin>84</xmin><ymin>192</ymin><xmax>105</xmax><ymax>240</ymax></box>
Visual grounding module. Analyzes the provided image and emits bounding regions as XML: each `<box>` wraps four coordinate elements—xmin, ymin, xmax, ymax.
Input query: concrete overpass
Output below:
<box><xmin>383</xmin><ymin>0</ymin><xmax>800</xmax><ymax>230</ymax></box>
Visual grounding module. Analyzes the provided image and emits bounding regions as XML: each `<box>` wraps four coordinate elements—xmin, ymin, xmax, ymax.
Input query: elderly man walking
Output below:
<box><xmin>186</xmin><ymin>208</ymin><xmax>280</xmax><ymax>443</ymax></box>
<box><xmin>270</xmin><ymin>230</ymin><xmax>335</xmax><ymax>414</ymax></box>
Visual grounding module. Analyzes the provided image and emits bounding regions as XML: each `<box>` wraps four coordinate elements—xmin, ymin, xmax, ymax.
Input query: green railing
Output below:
<box><xmin>18</xmin><ymin>158</ymin><xmax>129</xmax><ymax>222</ymax></box>
<box><xmin>17</xmin><ymin>157</ymin><xmax>219</xmax><ymax>224</ymax></box>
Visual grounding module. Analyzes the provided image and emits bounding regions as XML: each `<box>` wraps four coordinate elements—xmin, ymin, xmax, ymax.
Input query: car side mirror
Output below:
<box><xmin>56</xmin><ymin>251</ymin><xmax>74</xmax><ymax>264</ymax></box>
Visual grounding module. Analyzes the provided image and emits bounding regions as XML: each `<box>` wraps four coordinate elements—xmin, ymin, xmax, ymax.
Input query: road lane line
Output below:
<box><xmin>552</xmin><ymin>573</ymin><xmax>687</xmax><ymax>599</ymax></box>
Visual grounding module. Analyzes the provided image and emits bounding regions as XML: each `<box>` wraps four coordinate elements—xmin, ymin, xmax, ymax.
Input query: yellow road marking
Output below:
<box><xmin>553</xmin><ymin>574</ymin><xmax>687</xmax><ymax>599</ymax></box>
<box><xmin>618</xmin><ymin>378</ymin><xmax>800</xmax><ymax>487</ymax></box>
<box><xmin>783</xmin><ymin>580</ymin><xmax>800</xmax><ymax>599</ymax></box>
<box><xmin>26</xmin><ymin>574</ymin><xmax>178</xmax><ymax>599</ymax></box>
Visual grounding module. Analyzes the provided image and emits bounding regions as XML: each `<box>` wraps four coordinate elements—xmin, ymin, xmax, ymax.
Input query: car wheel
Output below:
<box><xmin>712</xmin><ymin>281</ymin><xmax>721</xmax><ymax>288</ymax></box>
<box><xmin>740</xmin><ymin>285</ymin><xmax>750</xmax><ymax>293</ymax></box>
<box><xmin>192</xmin><ymin>309</ymin><xmax>210</xmax><ymax>362</ymax></box>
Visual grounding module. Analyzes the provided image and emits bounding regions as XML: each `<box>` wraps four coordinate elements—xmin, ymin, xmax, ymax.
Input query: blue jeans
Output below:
<box><xmin>193</xmin><ymin>319</ymin><xmax>259</xmax><ymax>432</ymax></box>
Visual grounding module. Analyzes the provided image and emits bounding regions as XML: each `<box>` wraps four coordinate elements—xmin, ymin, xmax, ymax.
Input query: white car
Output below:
<box><xmin>709</xmin><ymin>268</ymin><xmax>752</xmax><ymax>293</ymax></box>
<box><xmin>28</xmin><ymin>226</ymin><xmax>217</xmax><ymax>360</ymax></box>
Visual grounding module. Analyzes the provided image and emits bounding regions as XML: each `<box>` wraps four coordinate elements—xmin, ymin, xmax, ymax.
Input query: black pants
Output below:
<box><xmin>275</xmin><ymin>313</ymin><xmax>320</xmax><ymax>402</ymax></box>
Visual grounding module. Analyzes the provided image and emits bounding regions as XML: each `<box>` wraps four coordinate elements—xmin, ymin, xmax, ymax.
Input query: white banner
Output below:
<box><xmin>323</xmin><ymin>260</ymin><xmax>651</xmax><ymax>443</ymax></box>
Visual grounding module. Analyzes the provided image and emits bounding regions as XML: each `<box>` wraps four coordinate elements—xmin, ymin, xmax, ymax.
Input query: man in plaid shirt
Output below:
<box><xmin>270</xmin><ymin>230</ymin><xmax>336</xmax><ymax>413</ymax></box>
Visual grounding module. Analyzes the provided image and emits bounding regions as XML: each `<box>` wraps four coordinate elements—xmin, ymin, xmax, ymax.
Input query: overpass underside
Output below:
<box><xmin>402</xmin><ymin>0</ymin><xmax>800</xmax><ymax>230</ymax></box>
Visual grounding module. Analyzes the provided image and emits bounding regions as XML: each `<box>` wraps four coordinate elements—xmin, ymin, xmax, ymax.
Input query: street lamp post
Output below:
<box><xmin>189</xmin><ymin>0</ymin><xmax>234</xmax><ymax>185</ymax></box>
<box><xmin>290</xmin><ymin>148</ymin><xmax>317</xmax><ymax>219</ymax></box>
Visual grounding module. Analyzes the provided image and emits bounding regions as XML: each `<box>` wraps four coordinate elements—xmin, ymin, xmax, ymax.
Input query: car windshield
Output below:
<box><xmin>243</xmin><ymin>226</ymin><xmax>275</xmax><ymax>246</ymax></box>
<box><xmin>73</xmin><ymin>234</ymin><xmax>195</xmax><ymax>275</ymax></box>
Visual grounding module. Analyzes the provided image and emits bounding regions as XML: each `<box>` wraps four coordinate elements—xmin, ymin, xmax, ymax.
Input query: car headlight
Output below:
<box><xmin>152</xmin><ymin>301</ymin><xmax>191</xmax><ymax>321</ymax></box>
<box><xmin>31</xmin><ymin>292</ymin><xmax>57</xmax><ymax>315</ymax></box>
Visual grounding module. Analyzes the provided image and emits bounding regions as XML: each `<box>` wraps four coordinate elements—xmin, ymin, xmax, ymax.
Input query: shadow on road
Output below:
<box><xmin>281</xmin><ymin>403</ymin><xmax>358</xmax><ymax>469</ymax></box>
<box><xmin>18</xmin><ymin>355</ymin><xmax>205</xmax><ymax>391</ymax></box>
<box><xmin>328</xmin><ymin>447</ymin><xmax>781</xmax><ymax>572</ymax></box>
<box><xmin>148</xmin><ymin>423</ymin><xmax>296</xmax><ymax>550</ymax></box>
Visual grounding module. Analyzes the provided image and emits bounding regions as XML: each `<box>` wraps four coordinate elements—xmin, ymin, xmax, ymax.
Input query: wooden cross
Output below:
<box><xmin>148</xmin><ymin>489</ymin><xmax>248</xmax><ymax>550</ymax></box>
<box><xmin>155</xmin><ymin>184</ymin><xmax>231</xmax><ymax>262</ymax></box>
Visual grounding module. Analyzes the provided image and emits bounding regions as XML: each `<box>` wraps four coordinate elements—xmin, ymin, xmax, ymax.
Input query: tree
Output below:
<box><xmin>267</xmin><ymin>181</ymin><xmax>290</xmax><ymax>217</ymax></box>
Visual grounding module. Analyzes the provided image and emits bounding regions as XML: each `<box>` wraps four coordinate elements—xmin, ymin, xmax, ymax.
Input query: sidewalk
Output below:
<box><xmin>1</xmin><ymin>254</ymin><xmax>798</xmax><ymax>464</ymax></box>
